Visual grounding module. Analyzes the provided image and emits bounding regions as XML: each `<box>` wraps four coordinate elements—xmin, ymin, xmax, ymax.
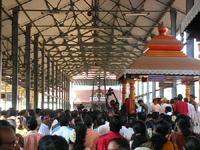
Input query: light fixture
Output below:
<box><xmin>124</xmin><ymin>12</ymin><xmax>149</xmax><ymax>16</ymax></box>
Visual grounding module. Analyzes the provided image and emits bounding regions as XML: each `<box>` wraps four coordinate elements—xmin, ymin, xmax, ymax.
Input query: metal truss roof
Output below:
<box><xmin>1</xmin><ymin>0</ymin><xmax>186</xmax><ymax>88</ymax></box>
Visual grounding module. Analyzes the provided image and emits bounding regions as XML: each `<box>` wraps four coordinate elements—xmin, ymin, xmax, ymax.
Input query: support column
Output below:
<box><xmin>64</xmin><ymin>75</ymin><xmax>66</xmax><ymax>109</ymax></box>
<box><xmin>51</xmin><ymin>61</ymin><xmax>54</xmax><ymax>110</ymax></box>
<box><xmin>147</xmin><ymin>81</ymin><xmax>150</xmax><ymax>104</ymax></box>
<box><xmin>41</xmin><ymin>46</ymin><xmax>45</xmax><ymax>109</ymax></box>
<box><xmin>47</xmin><ymin>54</ymin><xmax>50</xmax><ymax>108</ymax></box>
<box><xmin>58</xmin><ymin>68</ymin><xmax>61</xmax><ymax>109</ymax></box>
<box><xmin>142</xmin><ymin>82</ymin><xmax>144</xmax><ymax>99</ymax></box>
<box><xmin>170</xmin><ymin>9</ymin><xmax>177</xmax><ymax>97</ymax></box>
<box><xmin>62</xmin><ymin>71</ymin><xmax>64</xmax><ymax>109</ymax></box>
<box><xmin>0</xmin><ymin>0</ymin><xmax>3</xmax><ymax>103</ymax></box>
<box><xmin>186</xmin><ymin>82</ymin><xmax>191</xmax><ymax>98</ymax></box>
<box><xmin>12</xmin><ymin>7</ymin><xmax>19</xmax><ymax>110</ymax></box>
<box><xmin>186</xmin><ymin>0</ymin><xmax>195</xmax><ymax>95</ymax></box>
<box><xmin>137</xmin><ymin>81</ymin><xmax>140</xmax><ymax>96</ymax></box>
<box><xmin>160</xmin><ymin>82</ymin><xmax>164</xmax><ymax>98</ymax></box>
<box><xmin>122</xmin><ymin>79</ymin><xmax>127</xmax><ymax>104</ymax></box>
<box><xmin>152</xmin><ymin>82</ymin><xmax>156</xmax><ymax>99</ymax></box>
<box><xmin>55</xmin><ymin>63</ymin><xmax>58</xmax><ymax>109</ymax></box>
<box><xmin>25</xmin><ymin>23</ymin><xmax>31</xmax><ymax>109</ymax></box>
<box><xmin>129</xmin><ymin>79</ymin><xmax>136</xmax><ymax>114</ymax></box>
<box><xmin>34</xmin><ymin>34</ymin><xmax>39</xmax><ymax>109</ymax></box>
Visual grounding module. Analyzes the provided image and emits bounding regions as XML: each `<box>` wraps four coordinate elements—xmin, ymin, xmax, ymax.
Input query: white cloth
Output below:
<box><xmin>120</xmin><ymin>126</ymin><xmax>134</xmax><ymax>141</ymax></box>
<box><xmin>161</xmin><ymin>103</ymin><xmax>173</xmax><ymax>114</ymax></box>
<box><xmin>50</xmin><ymin>119</ymin><xmax>59</xmax><ymax>134</ymax></box>
<box><xmin>94</xmin><ymin>121</ymin><xmax>110</xmax><ymax>135</ymax></box>
<box><xmin>53</xmin><ymin>126</ymin><xmax>76</xmax><ymax>143</ymax></box>
<box><xmin>188</xmin><ymin>103</ymin><xmax>196</xmax><ymax>118</ymax></box>
<box><xmin>38</xmin><ymin>123</ymin><xmax>50</xmax><ymax>135</ymax></box>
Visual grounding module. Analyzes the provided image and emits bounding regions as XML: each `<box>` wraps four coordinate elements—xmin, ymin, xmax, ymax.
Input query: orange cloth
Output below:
<box><xmin>84</xmin><ymin>128</ymin><xmax>100</xmax><ymax>150</ymax></box>
<box><xmin>162</xmin><ymin>141</ymin><xmax>178</xmax><ymax>150</ymax></box>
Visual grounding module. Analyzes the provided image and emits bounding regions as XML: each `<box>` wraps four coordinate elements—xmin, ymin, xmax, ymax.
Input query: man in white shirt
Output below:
<box><xmin>53</xmin><ymin>114</ymin><xmax>76</xmax><ymax>143</ymax></box>
<box><xmin>38</xmin><ymin>114</ymin><xmax>50</xmax><ymax>135</ymax></box>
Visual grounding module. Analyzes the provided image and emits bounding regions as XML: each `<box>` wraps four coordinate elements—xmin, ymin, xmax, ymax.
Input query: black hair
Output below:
<box><xmin>175</xmin><ymin>115</ymin><xmax>193</xmax><ymax>137</ymax></box>
<box><xmin>138</xmin><ymin>99</ymin><xmax>143</xmax><ymax>104</ymax></box>
<box><xmin>0</xmin><ymin>120</ymin><xmax>15</xmax><ymax>145</ymax></box>
<box><xmin>185</xmin><ymin>136</ymin><xmax>200</xmax><ymax>150</ymax></box>
<box><xmin>131</xmin><ymin>120</ymin><xmax>148</xmax><ymax>149</ymax></box>
<box><xmin>74</xmin><ymin>123</ymin><xmax>87</xmax><ymax>150</ymax></box>
<box><xmin>165</xmin><ymin>106</ymin><xmax>172</xmax><ymax>113</ymax></box>
<box><xmin>84</xmin><ymin>116</ymin><xmax>93</xmax><ymax>128</ymax></box>
<box><xmin>109</xmin><ymin>116</ymin><xmax>122</xmax><ymax>133</ymax></box>
<box><xmin>177</xmin><ymin>94</ymin><xmax>183</xmax><ymax>100</ymax></box>
<box><xmin>137</xmin><ymin>112</ymin><xmax>146</xmax><ymax>121</ymax></box>
<box><xmin>38</xmin><ymin>135</ymin><xmax>68</xmax><ymax>150</ymax></box>
<box><xmin>108</xmin><ymin>138</ymin><xmax>130</xmax><ymax>150</ymax></box>
<box><xmin>27</xmin><ymin>117</ymin><xmax>38</xmax><ymax>130</ymax></box>
<box><xmin>57</xmin><ymin>114</ymin><xmax>69</xmax><ymax>126</ymax></box>
<box><xmin>151</xmin><ymin>119</ymin><xmax>171</xmax><ymax>150</ymax></box>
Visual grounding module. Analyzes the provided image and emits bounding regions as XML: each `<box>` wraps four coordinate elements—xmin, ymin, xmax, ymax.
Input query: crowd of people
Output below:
<box><xmin>0</xmin><ymin>94</ymin><xmax>200</xmax><ymax>150</ymax></box>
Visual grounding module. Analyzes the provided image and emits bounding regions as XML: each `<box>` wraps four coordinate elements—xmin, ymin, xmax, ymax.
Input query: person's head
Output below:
<box><xmin>133</xmin><ymin>120</ymin><xmax>147</xmax><ymax>136</ymax></box>
<box><xmin>110</xmin><ymin>100</ymin><xmax>116</xmax><ymax>107</ymax></box>
<box><xmin>165</xmin><ymin>106</ymin><xmax>172</xmax><ymax>115</ymax></box>
<box><xmin>0</xmin><ymin>120</ymin><xmax>16</xmax><ymax>150</ymax></box>
<box><xmin>38</xmin><ymin>135</ymin><xmax>68</xmax><ymax>150</ymax></box>
<box><xmin>108</xmin><ymin>138</ymin><xmax>130</xmax><ymax>150</ymax></box>
<box><xmin>184</xmin><ymin>97</ymin><xmax>189</xmax><ymax>103</ymax></box>
<box><xmin>109</xmin><ymin>116</ymin><xmax>123</xmax><ymax>133</ymax></box>
<box><xmin>26</xmin><ymin>117</ymin><xmax>37</xmax><ymax>131</ymax></box>
<box><xmin>177</xmin><ymin>94</ymin><xmax>183</xmax><ymax>101</ymax></box>
<box><xmin>154</xmin><ymin>119</ymin><xmax>171</xmax><ymax>136</ymax></box>
<box><xmin>57</xmin><ymin>114</ymin><xmax>69</xmax><ymax>127</ymax></box>
<box><xmin>152</xmin><ymin>98</ymin><xmax>157</xmax><ymax>105</ymax></box>
<box><xmin>184</xmin><ymin>136</ymin><xmax>200</xmax><ymax>150</ymax></box>
<box><xmin>84</xmin><ymin>116</ymin><xmax>93</xmax><ymax>128</ymax></box>
<box><xmin>175</xmin><ymin>115</ymin><xmax>193</xmax><ymax>137</ymax></box>
<box><xmin>138</xmin><ymin>99</ymin><xmax>144</xmax><ymax>106</ymax></box>
<box><xmin>189</xmin><ymin>95</ymin><xmax>196</xmax><ymax>101</ymax></box>
<box><xmin>16</xmin><ymin>116</ymin><xmax>23</xmax><ymax>129</ymax></box>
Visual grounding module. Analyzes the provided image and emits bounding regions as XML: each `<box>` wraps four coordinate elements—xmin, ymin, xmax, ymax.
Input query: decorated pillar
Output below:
<box><xmin>185</xmin><ymin>82</ymin><xmax>191</xmax><ymax>98</ymax></box>
<box><xmin>129</xmin><ymin>79</ymin><xmax>136</xmax><ymax>114</ymax></box>
<box><xmin>122</xmin><ymin>79</ymin><xmax>127</xmax><ymax>104</ymax></box>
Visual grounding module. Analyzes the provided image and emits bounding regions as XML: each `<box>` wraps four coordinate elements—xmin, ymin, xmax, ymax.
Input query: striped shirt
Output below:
<box><xmin>23</xmin><ymin>130</ymin><xmax>43</xmax><ymax>150</ymax></box>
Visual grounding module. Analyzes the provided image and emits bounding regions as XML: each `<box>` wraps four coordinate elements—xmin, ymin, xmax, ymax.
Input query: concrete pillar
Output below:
<box><xmin>41</xmin><ymin>46</ymin><xmax>45</xmax><ymax>109</ymax></box>
<box><xmin>152</xmin><ymin>82</ymin><xmax>156</xmax><ymax>99</ymax></box>
<box><xmin>186</xmin><ymin>0</ymin><xmax>195</xmax><ymax>95</ymax></box>
<box><xmin>25</xmin><ymin>23</ymin><xmax>31</xmax><ymax>109</ymax></box>
<box><xmin>34</xmin><ymin>34</ymin><xmax>39</xmax><ymax>109</ymax></box>
<box><xmin>55</xmin><ymin>63</ymin><xmax>58</xmax><ymax>109</ymax></box>
<box><xmin>147</xmin><ymin>81</ymin><xmax>150</xmax><ymax>103</ymax></box>
<box><xmin>47</xmin><ymin>54</ymin><xmax>50</xmax><ymax>108</ymax></box>
<box><xmin>170</xmin><ymin>9</ymin><xmax>177</xmax><ymax>98</ymax></box>
<box><xmin>12</xmin><ymin>7</ymin><xmax>19</xmax><ymax>110</ymax></box>
<box><xmin>51</xmin><ymin>61</ymin><xmax>54</xmax><ymax>110</ymax></box>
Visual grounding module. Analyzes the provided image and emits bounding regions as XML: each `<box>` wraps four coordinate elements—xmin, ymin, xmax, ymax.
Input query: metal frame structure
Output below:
<box><xmin>0</xmin><ymin>0</ymin><xmax>187</xmax><ymax>108</ymax></box>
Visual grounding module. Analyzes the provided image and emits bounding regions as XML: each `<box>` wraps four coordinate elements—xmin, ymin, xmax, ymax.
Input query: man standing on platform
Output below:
<box><xmin>174</xmin><ymin>94</ymin><xmax>188</xmax><ymax>115</ymax></box>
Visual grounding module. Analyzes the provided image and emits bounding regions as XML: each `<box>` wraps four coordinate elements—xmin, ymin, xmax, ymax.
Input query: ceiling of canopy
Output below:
<box><xmin>1</xmin><ymin>0</ymin><xmax>188</xmax><ymax>87</ymax></box>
